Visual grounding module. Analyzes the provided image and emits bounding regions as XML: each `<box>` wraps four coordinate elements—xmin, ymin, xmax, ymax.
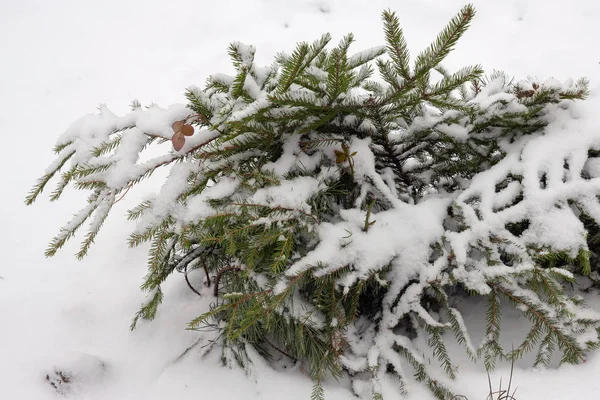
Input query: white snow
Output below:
<box><xmin>4</xmin><ymin>0</ymin><xmax>600</xmax><ymax>399</ymax></box>
<box><xmin>252</xmin><ymin>176</ymin><xmax>321</xmax><ymax>212</ymax></box>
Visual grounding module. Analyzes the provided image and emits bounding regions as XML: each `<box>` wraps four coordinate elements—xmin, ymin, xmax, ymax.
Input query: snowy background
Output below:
<box><xmin>2</xmin><ymin>0</ymin><xmax>600</xmax><ymax>398</ymax></box>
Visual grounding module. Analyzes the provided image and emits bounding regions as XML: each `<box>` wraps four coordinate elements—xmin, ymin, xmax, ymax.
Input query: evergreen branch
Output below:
<box><xmin>428</xmin><ymin>284</ymin><xmax>477</xmax><ymax>360</ymax></box>
<box><xmin>228</xmin><ymin>42</ymin><xmax>256</xmax><ymax>69</ymax></box>
<box><xmin>480</xmin><ymin>287</ymin><xmax>504</xmax><ymax>370</ymax></box>
<box><xmin>273</xmin><ymin>268</ymin><xmax>315</xmax><ymax>305</ymax></box>
<box><xmin>347</xmin><ymin>46</ymin><xmax>386</xmax><ymax>70</ymax></box>
<box><xmin>45</xmin><ymin>197</ymin><xmax>102</xmax><ymax>257</ymax></box>
<box><xmin>128</xmin><ymin>224</ymin><xmax>161</xmax><ymax>248</ymax></box>
<box><xmin>325</xmin><ymin>35</ymin><xmax>353</xmax><ymax>102</ymax></box>
<box><xmin>229</xmin><ymin>43</ymin><xmax>254</xmax><ymax>101</ymax></box>
<box><xmin>310</xmin><ymin>381</ymin><xmax>325</xmax><ymax>400</ymax></box>
<box><xmin>25</xmin><ymin>149</ymin><xmax>75</xmax><ymax>205</ymax></box>
<box><xmin>413</xmin><ymin>4</ymin><xmax>476</xmax><ymax>81</ymax></box>
<box><xmin>300</xmin><ymin>136</ymin><xmax>344</xmax><ymax>150</ymax></box>
<box><xmin>213</xmin><ymin>266</ymin><xmax>241</xmax><ymax>297</ymax></box>
<box><xmin>53</xmin><ymin>141</ymin><xmax>73</xmax><ymax>154</ymax></box>
<box><xmin>271</xmin><ymin>234</ymin><xmax>294</xmax><ymax>274</ymax></box>
<box><xmin>74</xmin><ymin>180</ymin><xmax>108</xmax><ymax>191</ymax></box>
<box><xmin>510</xmin><ymin>319</ymin><xmax>544</xmax><ymax>361</ymax></box>
<box><xmin>530</xmin><ymin>267</ymin><xmax>565</xmax><ymax>306</ymax></box>
<box><xmin>369</xmin><ymin>104</ymin><xmax>412</xmax><ymax>189</ymax></box>
<box><xmin>76</xmin><ymin>195</ymin><xmax>115</xmax><ymax>259</ymax></box>
<box><xmin>206</xmin><ymin>73</ymin><xmax>233</xmax><ymax>94</ymax></box>
<box><xmin>376</xmin><ymin>59</ymin><xmax>404</xmax><ymax>93</ymax></box>
<box><xmin>382</xmin><ymin>9</ymin><xmax>411</xmax><ymax>79</ymax></box>
<box><xmin>533</xmin><ymin>331</ymin><xmax>555</xmax><ymax>367</ymax></box>
<box><xmin>188</xmin><ymin>300</ymin><xmax>236</xmax><ymax>329</ymax></box>
<box><xmin>395</xmin><ymin>343</ymin><xmax>456</xmax><ymax>399</ymax></box>
<box><xmin>426</xmin><ymin>324</ymin><xmax>456</xmax><ymax>379</ymax></box>
<box><xmin>350</xmin><ymin>64</ymin><xmax>375</xmax><ymax>88</ymax></box>
<box><xmin>91</xmin><ymin>134</ymin><xmax>123</xmax><ymax>157</ymax></box>
<box><xmin>185</xmin><ymin>87</ymin><xmax>214</xmax><ymax>123</ymax></box>
<box><xmin>73</xmin><ymin>162</ymin><xmax>113</xmax><ymax>179</ymax></box>
<box><xmin>231</xmin><ymin>203</ymin><xmax>320</xmax><ymax>224</ymax></box>
<box><xmin>428</xmin><ymin>65</ymin><xmax>484</xmax><ymax>98</ymax></box>
<box><xmin>144</xmin><ymin>229</ymin><xmax>176</xmax><ymax>289</ymax></box>
<box><xmin>49</xmin><ymin>164</ymin><xmax>78</xmax><ymax>201</ymax></box>
<box><xmin>560</xmin><ymin>77</ymin><xmax>590</xmax><ymax>100</ymax></box>
<box><xmin>489</xmin><ymin>281</ymin><xmax>586</xmax><ymax>364</ymax></box>
<box><xmin>130</xmin><ymin>99</ymin><xmax>142</xmax><ymax>110</ymax></box>
<box><xmin>130</xmin><ymin>287</ymin><xmax>164</xmax><ymax>330</ymax></box>
<box><xmin>448</xmin><ymin>308</ymin><xmax>477</xmax><ymax>360</ymax></box>
<box><xmin>277</xmin><ymin>33</ymin><xmax>332</xmax><ymax>93</ymax></box>
<box><xmin>270</xmin><ymin>90</ymin><xmax>322</xmax><ymax>108</ymax></box>
<box><xmin>577</xmin><ymin>248</ymin><xmax>591</xmax><ymax>276</ymax></box>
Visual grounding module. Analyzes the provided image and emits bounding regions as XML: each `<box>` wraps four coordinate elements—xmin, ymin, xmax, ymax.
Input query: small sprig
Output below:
<box><xmin>334</xmin><ymin>142</ymin><xmax>357</xmax><ymax>175</ymax></box>
<box><xmin>363</xmin><ymin>198</ymin><xmax>377</xmax><ymax>232</ymax></box>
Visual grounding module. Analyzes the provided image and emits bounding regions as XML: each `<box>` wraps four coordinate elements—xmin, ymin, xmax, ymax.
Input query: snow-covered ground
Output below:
<box><xmin>2</xmin><ymin>0</ymin><xmax>600</xmax><ymax>398</ymax></box>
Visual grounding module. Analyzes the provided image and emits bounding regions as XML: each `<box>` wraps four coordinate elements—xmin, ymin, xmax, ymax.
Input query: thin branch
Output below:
<box><xmin>488</xmin><ymin>281</ymin><xmax>586</xmax><ymax>363</ymax></box>
<box><xmin>114</xmin><ymin>182</ymin><xmax>133</xmax><ymax>204</ymax></box>
<box><xmin>199</xmin><ymin>255</ymin><xmax>211</xmax><ymax>287</ymax></box>
<box><xmin>214</xmin><ymin>266</ymin><xmax>241</xmax><ymax>297</ymax></box>
<box><xmin>184</xmin><ymin>263</ymin><xmax>202</xmax><ymax>297</ymax></box>
<box><xmin>265</xmin><ymin>337</ymin><xmax>297</xmax><ymax>361</ymax></box>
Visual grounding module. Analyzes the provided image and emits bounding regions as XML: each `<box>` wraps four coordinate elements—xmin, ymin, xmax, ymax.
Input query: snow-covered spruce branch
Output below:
<box><xmin>27</xmin><ymin>4</ymin><xmax>600</xmax><ymax>400</ymax></box>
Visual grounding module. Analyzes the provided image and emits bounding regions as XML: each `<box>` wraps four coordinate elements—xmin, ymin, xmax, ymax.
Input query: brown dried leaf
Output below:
<box><xmin>181</xmin><ymin>124</ymin><xmax>195</xmax><ymax>136</ymax></box>
<box><xmin>172</xmin><ymin>131</ymin><xmax>185</xmax><ymax>151</ymax></box>
<box><xmin>172</xmin><ymin>121</ymin><xmax>184</xmax><ymax>132</ymax></box>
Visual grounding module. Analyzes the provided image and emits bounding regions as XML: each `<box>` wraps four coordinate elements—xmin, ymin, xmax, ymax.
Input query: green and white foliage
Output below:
<box><xmin>26</xmin><ymin>4</ymin><xmax>600</xmax><ymax>399</ymax></box>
